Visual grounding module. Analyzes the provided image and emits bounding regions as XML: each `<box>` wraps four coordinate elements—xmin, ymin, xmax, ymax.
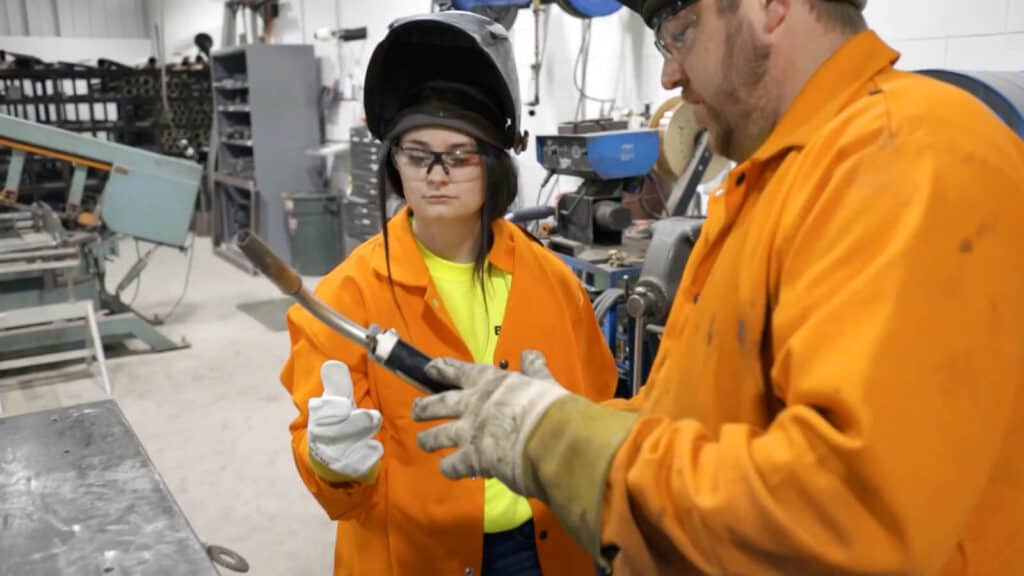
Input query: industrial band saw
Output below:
<box><xmin>0</xmin><ymin>113</ymin><xmax>201</xmax><ymax>364</ymax></box>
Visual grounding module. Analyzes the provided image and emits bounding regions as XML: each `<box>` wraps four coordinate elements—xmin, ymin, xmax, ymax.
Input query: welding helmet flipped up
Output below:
<box><xmin>363</xmin><ymin>11</ymin><xmax>528</xmax><ymax>153</ymax></box>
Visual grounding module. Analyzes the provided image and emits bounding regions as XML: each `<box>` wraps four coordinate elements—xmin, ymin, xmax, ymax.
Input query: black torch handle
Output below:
<box><xmin>382</xmin><ymin>339</ymin><xmax>457</xmax><ymax>394</ymax></box>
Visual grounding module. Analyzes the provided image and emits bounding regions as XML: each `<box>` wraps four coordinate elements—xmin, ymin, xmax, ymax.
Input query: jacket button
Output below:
<box><xmin>431</xmin><ymin>299</ymin><xmax>440</xmax><ymax>307</ymax></box>
<box><xmin>539</xmin><ymin>530</ymin><xmax>548</xmax><ymax>540</ymax></box>
<box><xmin>498</xmin><ymin>359</ymin><xmax>509</xmax><ymax>369</ymax></box>
<box><xmin>736</xmin><ymin>172</ymin><xmax>746</xmax><ymax>185</ymax></box>
<box><xmin>464</xmin><ymin>569</ymin><xmax>473</xmax><ymax>575</ymax></box>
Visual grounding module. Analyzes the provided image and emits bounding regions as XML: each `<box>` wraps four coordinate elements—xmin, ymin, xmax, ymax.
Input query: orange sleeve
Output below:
<box><xmin>601</xmin><ymin>385</ymin><xmax>647</xmax><ymax>411</ymax></box>
<box><xmin>600</xmin><ymin>120</ymin><xmax>1024</xmax><ymax>573</ymax></box>
<box><xmin>280</xmin><ymin>273</ymin><xmax>382</xmax><ymax>521</ymax></box>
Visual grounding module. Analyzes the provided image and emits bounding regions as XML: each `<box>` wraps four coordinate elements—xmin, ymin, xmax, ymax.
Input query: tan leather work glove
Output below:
<box><xmin>411</xmin><ymin>349</ymin><xmax>568</xmax><ymax>495</ymax></box>
<box><xmin>413</xmin><ymin>349</ymin><xmax>640</xmax><ymax>563</ymax></box>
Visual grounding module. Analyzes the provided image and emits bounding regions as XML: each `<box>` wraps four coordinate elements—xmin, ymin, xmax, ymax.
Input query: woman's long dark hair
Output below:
<box><xmin>377</xmin><ymin>136</ymin><xmax>519</xmax><ymax>312</ymax></box>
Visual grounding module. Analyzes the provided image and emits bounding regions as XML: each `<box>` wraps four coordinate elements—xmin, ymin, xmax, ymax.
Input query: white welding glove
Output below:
<box><xmin>411</xmin><ymin>350</ymin><xmax>569</xmax><ymax>495</ymax></box>
<box><xmin>307</xmin><ymin>360</ymin><xmax>383</xmax><ymax>482</ymax></box>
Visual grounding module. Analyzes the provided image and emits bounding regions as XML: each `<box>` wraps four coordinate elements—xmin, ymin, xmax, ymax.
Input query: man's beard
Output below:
<box><xmin>701</xmin><ymin>16</ymin><xmax>773</xmax><ymax>161</ymax></box>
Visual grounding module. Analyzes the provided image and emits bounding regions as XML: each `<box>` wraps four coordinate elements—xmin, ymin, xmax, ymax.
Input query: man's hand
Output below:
<box><xmin>307</xmin><ymin>360</ymin><xmax>383</xmax><ymax>482</ymax></box>
<box><xmin>411</xmin><ymin>350</ymin><xmax>569</xmax><ymax>495</ymax></box>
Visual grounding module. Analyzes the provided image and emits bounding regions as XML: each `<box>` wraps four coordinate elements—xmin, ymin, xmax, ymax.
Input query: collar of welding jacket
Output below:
<box><xmin>750</xmin><ymin>30</ymin><xmax>899</xmax><ymax>163</ymax></box>
<box><xmin>371</xmin><ymin>206</ymin><xmax>517</xmax><ymax>288</ymax></box>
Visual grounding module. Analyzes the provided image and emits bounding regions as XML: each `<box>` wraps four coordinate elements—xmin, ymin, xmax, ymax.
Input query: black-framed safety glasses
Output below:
<box><xmin>391</xmin><ymin>144</ymin><xmax>483</xmax><ymax>182</ymax></box>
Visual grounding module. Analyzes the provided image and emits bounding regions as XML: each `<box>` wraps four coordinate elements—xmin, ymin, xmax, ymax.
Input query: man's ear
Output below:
<box><xmin>763</xmin><ymin>0</ymin><xmax>791</xmax><ymax>33</ymax></box>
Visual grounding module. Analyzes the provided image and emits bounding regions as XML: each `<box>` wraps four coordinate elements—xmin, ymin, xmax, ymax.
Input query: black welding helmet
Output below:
<box><xmin>618</xmin><ymin>0</ymin><xmax>866</xmax><ymax>29</ymax></box>
<box><xmin>363</xmin><ymin>11</ymin><xmax>527</xmax><ymax>153</ymax></box>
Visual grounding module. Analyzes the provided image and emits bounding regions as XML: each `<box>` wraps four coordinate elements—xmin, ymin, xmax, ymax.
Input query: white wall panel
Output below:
<box><xmin>866</xmin><ymin>0</ymin><xmax>947</xmax><ymax>40</ymax></box>
<box><xmin>3</xmin><ymin>0</ymin><xmax>28</xmax><ymax>36</ymax></box>
<box><xmin>56</xmin><ymin>0</ymin><xmax>75</xmax><ymax>37</ymax></box>
<box><xmin>946</xmin><ymin>33</ymin><xmax>1024</xmax><ymax>70</ymax></box>
<box><xmin>0</xmin><ymin>0</ymin><xmax>149</xmax><ymax>39</ymax></box>
<box><xmin>89</xmin><ymin>0</ymin><xmax>109</xmax><ymax>37</ymax></box>
<box><xmin>1007</xmin><ymin>0</ymin><xmax>1024</xmax><ymax>32</ymax></box>
<box><xmin>890</xmin><ymin>38</ymin><xmax>948</xmax><ymax>70</ymax></box>
<box><xmin>0</xmin><ymin>35</ymin><xmax>152</xmax><ymax>63</ymax></box>
<box><xmin>945</xmin><ymin>0</ymin><xmax>1008</xmax><ymax>37</ymax></box>
<box><xmin>0</xmin><ymin>2</ymin><xmax>9</xmax><ymax>35</ymax></box>
<box><xmin>25</xmin><ymin>0</ymin><xmax>58</xmax><ymax>36</ymax></box>
<box><xmin>71</xmin><ymin>0</ymin><xmax>91</xmax><ymax>36</ymax></box>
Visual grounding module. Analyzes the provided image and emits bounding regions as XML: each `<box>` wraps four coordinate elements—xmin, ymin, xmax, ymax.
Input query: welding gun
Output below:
<box><xmin>237</xmin><ymin>231</ymin><xmax>453</xmax><ymax>395</ymax></box>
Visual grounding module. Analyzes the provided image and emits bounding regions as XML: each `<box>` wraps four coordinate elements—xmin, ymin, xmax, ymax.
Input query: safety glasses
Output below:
<box><xmin>391</xmin><ymin>144</ymin><xmax>484</xmax><ymax>182</ymax></box>
<box><xmin>653</xmin><ymin>0</ymin><xmax>701</xmax><ymax>59</ymax></box>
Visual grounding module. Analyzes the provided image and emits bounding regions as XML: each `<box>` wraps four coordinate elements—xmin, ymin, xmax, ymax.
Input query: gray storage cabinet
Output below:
<box><xmin>210</xmin><ymin>44</ymin><xmax>323</xmax><ymax>272</ymax></box>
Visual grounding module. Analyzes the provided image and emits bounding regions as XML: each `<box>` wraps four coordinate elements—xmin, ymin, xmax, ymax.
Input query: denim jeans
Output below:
<box><xmin>481</xmin><ymin>519</ymin><xmax>542</xmax><ymax>576</ymax></box>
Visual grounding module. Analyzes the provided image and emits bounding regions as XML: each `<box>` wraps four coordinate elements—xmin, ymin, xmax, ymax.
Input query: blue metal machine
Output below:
<box><xmin>535</xmin><ymin>121</ymin><xmax>660</xmax><ymax>394</ymax></box>
<box><xmin>536</xmin><ymin>128</ymin><xmax>660</xmax><ymax>179</ymax></box>
<box><xmin>537</xmin><ymin>124</ymin><xmax>659</xmax><ymax>250</ymax></box>
<box><xmin>0</xmin><ymin>113</ymin><xmax>201</xmax><ymax>359</ymax></box>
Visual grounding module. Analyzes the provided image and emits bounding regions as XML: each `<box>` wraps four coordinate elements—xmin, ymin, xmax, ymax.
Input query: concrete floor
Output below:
<box><xmin>0</xmin><ymin>236</ymin><xmax>335</xmax><ymax>575</ymax></box>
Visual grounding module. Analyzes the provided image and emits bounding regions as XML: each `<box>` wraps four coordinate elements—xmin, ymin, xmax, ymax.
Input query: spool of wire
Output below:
<box><xmin>648</xmin><ymin>95</ymin><xmax>731</xmax><ymax>185</ymax></box>
<box><xmin>648</xmin><ymin>96</ymin><xmax>696</xmax><ymax>180</ymax></box>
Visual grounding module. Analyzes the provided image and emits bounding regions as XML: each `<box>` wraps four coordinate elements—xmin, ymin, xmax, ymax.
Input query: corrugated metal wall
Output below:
<box><xmin>1</xmin><ymin>0</ymin><xmax>148</xmax><ymax>38</ymax></box>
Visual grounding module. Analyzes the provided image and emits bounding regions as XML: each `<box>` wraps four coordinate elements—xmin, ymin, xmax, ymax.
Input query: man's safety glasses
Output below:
<box><xmin>653</xmin><ymin>0</ymin><xmax>700</xmax><ymax>59</ymax></box>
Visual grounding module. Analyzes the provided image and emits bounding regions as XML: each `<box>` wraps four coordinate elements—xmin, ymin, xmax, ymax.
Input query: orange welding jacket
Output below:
<box><xmin>600</xmin><ymin>32</ymin><xmax>1024</xmax><ymax>574</ymax></box>
<box><xmin>281</xmin><ymin>207</ymin><xmax>618</xmax><ymax>576</ymax></box>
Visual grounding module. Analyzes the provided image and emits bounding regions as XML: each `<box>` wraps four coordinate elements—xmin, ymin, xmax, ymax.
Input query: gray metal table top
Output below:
<box><xmin>0</xmin><ymin>400</ymin><xmax>219</xmax><ymax>576</ymax></box>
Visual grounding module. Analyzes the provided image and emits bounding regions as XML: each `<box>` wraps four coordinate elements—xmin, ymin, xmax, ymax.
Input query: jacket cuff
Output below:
<box><xmin>522</xmin><ymin>394</ymin><xmax>639</xmax><ymax>565</ymax></box>
<box><xmin>306</xmin><ymin>442</ymin><xmax>380</xmax><ymax>486</ymax></box>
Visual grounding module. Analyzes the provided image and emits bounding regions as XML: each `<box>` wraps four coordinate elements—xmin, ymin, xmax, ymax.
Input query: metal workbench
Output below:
<box><xmin>0</xmin><ymin>400</ymin><xmax>221</xmax><ymax>576</ymax></box>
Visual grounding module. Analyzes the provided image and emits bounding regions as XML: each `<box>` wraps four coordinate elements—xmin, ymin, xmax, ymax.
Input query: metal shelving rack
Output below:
<box><xmin>0</xmin><ymin>52</ymin><xmax>212</xmax><ymax>215</ymax></box>
<box><xmin>343</xmin><ymin>126</ymin><xmax>384</xmax><ymax>255</ymax></box>
<box><xmin>209</xmin><ymin>44</ymin><xmax>322</xmax><ymax>273</ymax></box>
<box><xmin>0</xmin><ymin>52</ymin><xmax>212</xmax><ymax>161</ymax></box>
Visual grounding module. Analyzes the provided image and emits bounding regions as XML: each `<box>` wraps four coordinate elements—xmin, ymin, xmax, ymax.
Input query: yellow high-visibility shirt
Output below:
<box><xmin>417</xmin><ymin>238</ymin><xmax>534</xmax><ymax>534</ymax></box>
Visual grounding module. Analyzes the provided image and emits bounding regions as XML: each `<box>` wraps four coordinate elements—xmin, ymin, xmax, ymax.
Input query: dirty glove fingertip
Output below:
<box><xmin>424</xmin><ymin>357</ymin><xmax>459</xmax><ymax>382</ymax></box>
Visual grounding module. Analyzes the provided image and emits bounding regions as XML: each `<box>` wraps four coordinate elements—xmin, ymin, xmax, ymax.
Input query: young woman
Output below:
<box><xmin>280</xmin><ymin>11</ymin><xmax>617</xmax><ymax>576</ymax></box>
